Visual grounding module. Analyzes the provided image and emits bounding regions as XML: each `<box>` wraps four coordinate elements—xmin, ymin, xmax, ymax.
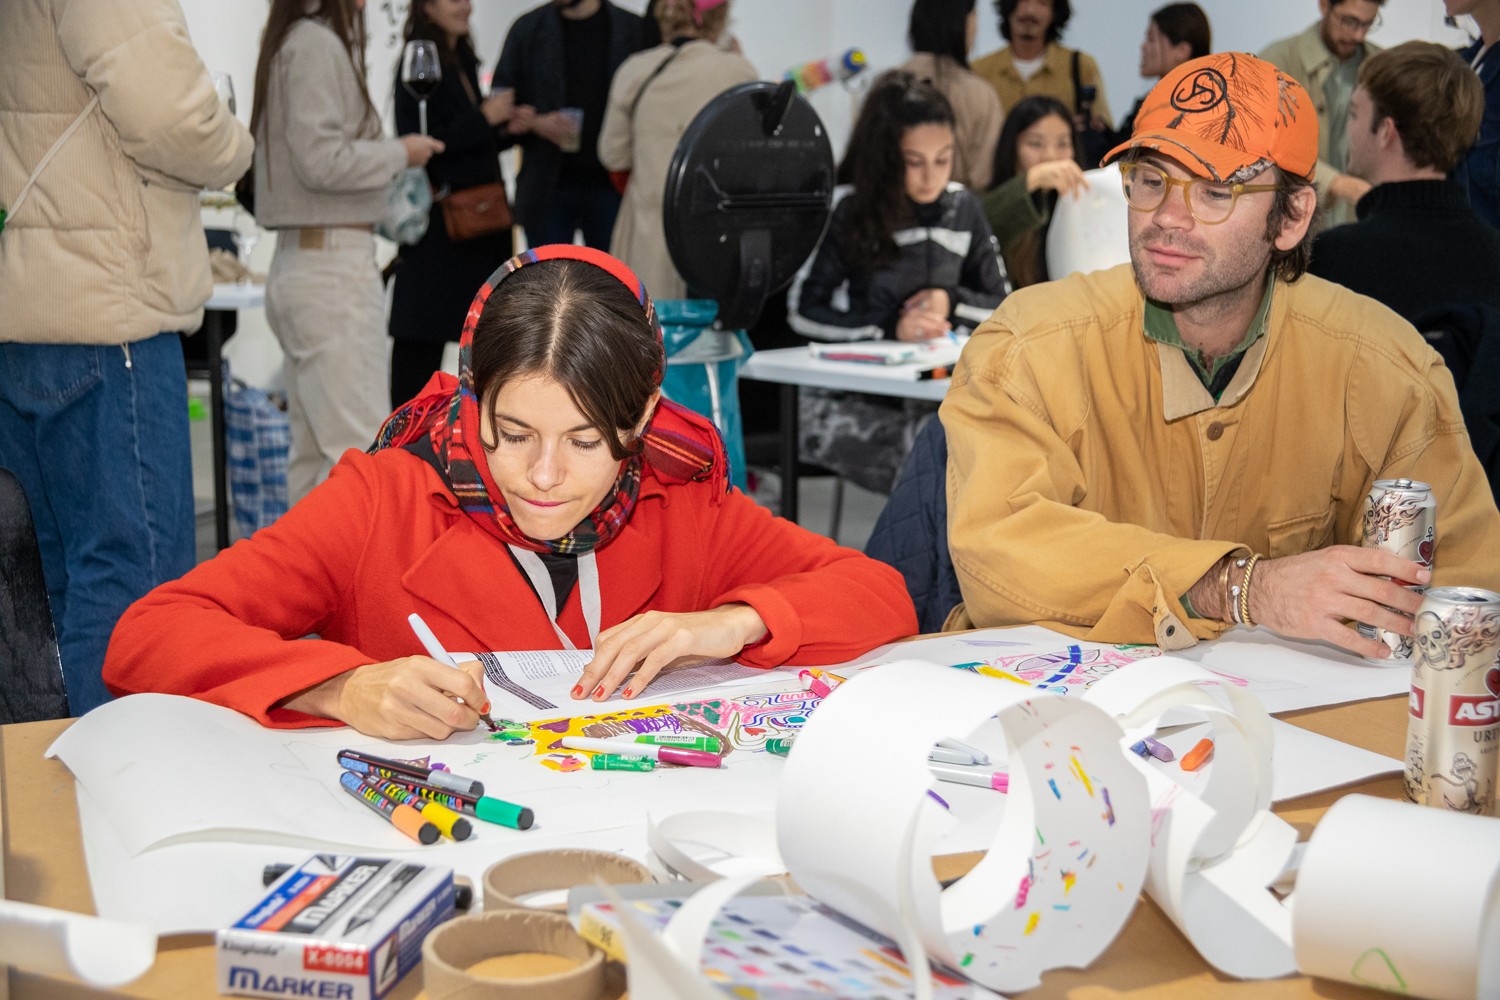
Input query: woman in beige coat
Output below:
<box><xmin>900</xmin><ymin>0</ymin><xmax>1004</xmax><ymax>190</ymax></box>
<box><xmin>598</xmin><ymin>0</ymin><xmax>756</xmax><ymax>301</ymax></box>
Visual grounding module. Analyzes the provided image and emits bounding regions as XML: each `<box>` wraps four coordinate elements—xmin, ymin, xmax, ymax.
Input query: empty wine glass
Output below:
<box><xmin>211</xmin><ymin>71</ymin><xmax>236</xmax><ymax>116</ymax></box>
<box><xmin>401</xmin><ymin>40</ymin><xmax>442</xmax><ymax>135</ymax></box>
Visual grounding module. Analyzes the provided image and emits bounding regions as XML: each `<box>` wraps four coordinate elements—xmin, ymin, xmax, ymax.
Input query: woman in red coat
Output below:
<box><xmin>104</xmin><ymin>246</ymin><xmax>917</xmax><ymax>739</ymax></box>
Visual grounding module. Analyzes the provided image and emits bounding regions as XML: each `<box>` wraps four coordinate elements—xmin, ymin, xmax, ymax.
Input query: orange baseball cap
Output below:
<box><xmin>1102</xmin><ymin>52</ymin><xmax>1318</xmax><ymax>183</ymax></box>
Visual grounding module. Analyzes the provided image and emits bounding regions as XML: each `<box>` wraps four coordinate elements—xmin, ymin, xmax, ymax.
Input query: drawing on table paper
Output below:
<box><xmin>950</xmin><ymin>643</ymin><xmax>1162</xmax><ymax>696</ymax></box>
<box><xmin>498</xmin><ymin>690</ymin><xmax>827</xmax><ymax>770</ymax></box>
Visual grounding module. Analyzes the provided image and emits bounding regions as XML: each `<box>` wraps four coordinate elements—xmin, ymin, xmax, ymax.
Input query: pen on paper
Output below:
<box><xmin>407</xmin><ymin>612</ymin><xmax>498</xmax><ymax>731</ymax></box>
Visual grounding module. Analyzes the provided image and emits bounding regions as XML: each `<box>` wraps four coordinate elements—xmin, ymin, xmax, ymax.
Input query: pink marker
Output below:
<box><xmin>799</xmin><ymin>669</ymin><xmax>833</xmax><ymax>699</ymax></box>
<box><xmin>560</xmin><ymin>736</ymin><xmax>721</xmax><ymax>769</ymax></box>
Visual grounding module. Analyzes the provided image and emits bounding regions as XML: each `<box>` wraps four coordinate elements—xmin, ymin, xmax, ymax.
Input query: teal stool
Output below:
<box><xmin>658</xmin><ymin>300</ymin><xmax>752</xmax><ymax>492</ymax></box>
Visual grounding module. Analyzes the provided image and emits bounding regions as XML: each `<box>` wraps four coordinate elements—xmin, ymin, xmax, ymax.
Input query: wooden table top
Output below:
<box><xmin>2</xmin><ymin>696</ymin><xmax>1405</xmax><ymax>999</ymax></box>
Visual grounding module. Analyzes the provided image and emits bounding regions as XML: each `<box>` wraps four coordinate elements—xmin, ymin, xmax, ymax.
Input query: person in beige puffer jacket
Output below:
<box><xmin>0</xmin><ymin>0</ymin><xmax>253</xmax><ymax>715</ymax></box>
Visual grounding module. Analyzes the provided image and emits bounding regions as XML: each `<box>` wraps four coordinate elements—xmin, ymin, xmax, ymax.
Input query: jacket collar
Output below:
<box><xmin>401</xmin><ymin>474</ymin><xmax>668</xmax><ymax>648</ymax></box>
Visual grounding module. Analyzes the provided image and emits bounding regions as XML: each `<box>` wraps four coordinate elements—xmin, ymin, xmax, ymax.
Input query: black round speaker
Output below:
<box><xmin>662</xmin><ymin>80</ymin><xmax>835</xmax><ymax>330</ymax></box>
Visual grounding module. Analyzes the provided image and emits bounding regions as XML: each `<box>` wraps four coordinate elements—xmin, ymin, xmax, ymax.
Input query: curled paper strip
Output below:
<box><xmin>1294</xmin><ymin>794</ymin><xmax>1500</xmax><ymax>1000</ymax></box>
<box><xmin>778</xmin><ymin>659</ymin><xmax>1150</xmax><ymax>993</ymax></box>
<box><xmin>1083</xmin><ymin>657</ymin><xmax>1296</xmax><ymax>979</ymax></box>
<box><xmin>0</xmin><ymin>899</ymin><xmax>157</xmax><ymax>986</ymax></box>
<box><xmin>645</xmin><ymin>810</ymin><xmax>785</xmax><ymax>882</ymax></box>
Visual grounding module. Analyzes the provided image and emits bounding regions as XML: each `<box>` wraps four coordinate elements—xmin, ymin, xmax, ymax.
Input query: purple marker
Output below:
<box><xmin>1143</xmin><ymin>737</ymin><xmax>1175</xmax><ymax>762</ymax></box>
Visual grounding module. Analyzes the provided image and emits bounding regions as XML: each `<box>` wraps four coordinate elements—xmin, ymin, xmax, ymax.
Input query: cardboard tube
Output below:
<box><xmin>423</xmin><ymin>910</ymin><xmax>607</xmax><ymax>1000</ymax></box>
<box><xmin>483</xmin><ymin>850</ymin><xmax>653</xmax><ymax>912</ymax></box>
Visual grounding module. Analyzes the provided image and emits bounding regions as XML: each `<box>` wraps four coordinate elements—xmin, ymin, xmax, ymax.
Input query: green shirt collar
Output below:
<box><xmin>1143</xmin><ymin>280</ymin><xmax>1275</xmax><ymax>389</ymax></box>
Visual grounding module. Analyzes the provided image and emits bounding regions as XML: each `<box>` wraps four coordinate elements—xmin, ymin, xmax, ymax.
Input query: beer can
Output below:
<box><xmin>1403</xmin><ymin>586</ymin><xmax>1500</xmax><ymax>816</ymax></box>
<box><xmin>1357</xmin><ymin>478</ymin><xmax>1437</xmax><ymax>657</ymax></box>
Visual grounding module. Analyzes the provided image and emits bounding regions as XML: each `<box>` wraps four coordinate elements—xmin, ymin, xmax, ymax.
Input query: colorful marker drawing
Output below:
<box><xmin>950</xmin><ymin>643</ymin><xmax>1162</xmax><ymax>696</ymax></box>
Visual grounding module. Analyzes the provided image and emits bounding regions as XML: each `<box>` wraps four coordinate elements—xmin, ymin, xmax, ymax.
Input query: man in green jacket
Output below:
<box><xmin>1261</xmin><ymin>0</ymin><xmax>1387</xmax><ymax>230</ymax></box>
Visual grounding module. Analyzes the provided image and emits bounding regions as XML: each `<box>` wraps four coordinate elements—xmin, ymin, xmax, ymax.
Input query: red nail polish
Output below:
<box><xmin>481</xmin><ymin>701</ymin><xmax>492</xmax><ymax>714</ymax></box>
<box><xmin>570</xmin><ymin>685</ymin><xmax>584</xmax><ymax>698</ymax></box>
<box><xmin>623</xmin><ymin>687</ymin><xmax>633</xmax><ymax>699</ymax></box>
<box><xmin>593</xmin><ymin>685</ymin><xmax>605</xmax><ymax>699</ymax></box>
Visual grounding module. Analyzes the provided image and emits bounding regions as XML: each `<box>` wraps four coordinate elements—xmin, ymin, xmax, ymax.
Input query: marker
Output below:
<box><xmin>929</xmin><ymin>762</ymin><xmax>1009</xmax><ymax>792</ymax></box>
<box><xmin>936</xmin><ymin>737</ymin><xmax>990</xmax><ymax>766</ymax></box>
<box><xmin>561</xmin><ymin>736</ymin><xmax>721</xmax><ymax>769</ymax></box>
<box><xmin>408</xmin><ymin>612</ymin><xmax>497</xmax><ymax>732</ymax></box>
<box><xmin>1129</xmin><ymin>739</ymin><xmax>1151</xmax><ymax>758</ymax></box>
<box><xmin>591</xmin><ymin>753</ymin><xmax>657</xmax><ymax>772</ymax></box>
<box><xmin>620</xmin><ymin>733</ymin><xmax>724</xmax><ymax>754</ymax></box>
<box><xmin>360</xmin><ymin>773</ymin><xmax>472</xmax><ymax>841</ymax></box>
<box><xmin>591</xmin><ymin>734</ymin><xmax>723</xmax><ymax>755</ymax></box>
<box><xmin>798</xmin><ymin>667</ymin><xmax>846</xmax><ymax>699</ymax></box>
<box><xmin>1181</xmin><ymin>738</ymin><xmax>1214</xmax><ymax>772</ymax></box>
<box><xmin>928</xmin><ymin>745</ymin><xmax>982</xmax><ymax>766</ymax></box>
<box><xmin>344</xmin><ymin>863</ymin><xmax>423</xmax><ymax>934</ymax></box>
<box><xmin>765</xmin><ymin>735</ymin><xmax>797</xmax><ymax>756</ymax></box>
<box><xmin>338</xmin><ymin>770</ymin><xmax>439</xmax><ymax>844</ymax></box>
<box><xmin>398</xmin><ymin>780</ymin><xmax>536</xmax><ymax>830</ymax></box>
<box><xmin>262</xmin><ymin>864</ymin><xmax>476</xmax><ymax>911</ymax></box>
<box><xmin>1143</xmin><ymin>737</ymin><xmax>1175</xmax><ymax>762</ymax></box>
<box><xmin>337</xmin><ymin>749</ymin><xmax>483</xmax><ymax>797</ymax></box>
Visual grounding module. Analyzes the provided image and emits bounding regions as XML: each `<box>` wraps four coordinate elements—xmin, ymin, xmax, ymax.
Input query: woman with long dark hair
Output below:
<box><xmin>105</xmin><ymin>246</ymin><xmax>916</xmax><ymax>739</ymax></box>
<box><xmin>250</xmin><ymin>0</ymin><xmax>443</xmax><ymax>501</ymax></box>
<box><xmin>387</xmin><ymin>0</ymin><xmax>517</xmax><ymax>407</ymax></box>
<box><xmin>981</xmin><ymin>94</ymin><xmax>1085</xmax><ymax>288</ymax></box>
<box><xmin>900</xmin><ymin>0</ymin><xmax>1004</xmax><ymax>189</ymax></box>
<box><xmin>789</xmin><ymin>71</ymin><xmax>1006</xmax><ymax>495</ymax></box>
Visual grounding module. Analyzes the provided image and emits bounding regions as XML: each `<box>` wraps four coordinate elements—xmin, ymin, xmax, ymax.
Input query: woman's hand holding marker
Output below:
<box><xmin>280</xmin><ymin>657</ymin><xmax>489</xmax><ymax>741</ymax></box>
<box><xmin>571</xmin><ymin>603</ymin><xmax>768</xmax><ymax>702</ymax></box>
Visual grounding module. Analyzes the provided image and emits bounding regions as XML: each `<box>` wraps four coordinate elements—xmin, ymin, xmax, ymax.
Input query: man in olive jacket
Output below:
<box><xmin>0</xmin><ymin>0</ymin><xmax>253</xmax><ymax>714</ymax></box>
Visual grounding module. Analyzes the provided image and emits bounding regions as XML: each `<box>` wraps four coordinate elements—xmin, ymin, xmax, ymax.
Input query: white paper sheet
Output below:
<box><xmin>1293</xmin><ymin>795</ymin><xmax>1500</xmax><ymax>999</ymax></box>
<box><xmin>0</xmin><ymin>899</ymin><xmax>156</xmax><ymax>986</ymax></box>
<box><xmin>468</xmin><ymin>649</ymin><xmax>799</xmax><ymax>723</ymax></box>
<box><xmin>778</xmin><ymin>660</ymin><xmax>1151</xmax><ymax>994</ymax></box>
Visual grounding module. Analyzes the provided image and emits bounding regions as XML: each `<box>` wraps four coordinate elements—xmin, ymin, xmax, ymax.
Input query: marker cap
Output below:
<box><xmin>418</xmin><ymin>800</ymin><xmax>474</xmax><ymax>841</ymax></box>
<box><xmin>657</xmin><ymin>747</ymin><xmax>723</xmax><ymax>769</ymax></box>
<box><xmin>392</xmin><ymin>803</ymin><xmax>441</xmax><ymax>845</ymax></box>
<box><xmin>475</xmin><ymin>796</ymin><xmax>536</xmax><ymax>830</ymax></box>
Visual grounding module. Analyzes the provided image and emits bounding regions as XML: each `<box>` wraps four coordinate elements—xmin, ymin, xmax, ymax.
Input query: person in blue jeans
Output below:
<box><xmin>0</xmin><ymin>0</ymin><xmax>253</xmax><ymax>714</ymax></box>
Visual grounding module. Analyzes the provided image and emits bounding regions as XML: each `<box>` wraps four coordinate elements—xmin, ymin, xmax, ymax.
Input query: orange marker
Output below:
<box><xmin>339</xmin><ymin>770</ymin><xmax>439</xmax><ymax>844</ymax></box>
<box><xmin>1180</xmin><ymin>738</ymin><xmax>1214</xmax><ymax>772</ymax></box>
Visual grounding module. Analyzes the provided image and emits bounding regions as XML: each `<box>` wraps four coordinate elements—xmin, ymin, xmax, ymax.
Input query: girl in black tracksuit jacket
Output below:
<box><xmin>786</xmin><ymin>71</ymin><xmax>1007</xmax><ymax>495</ymax></box>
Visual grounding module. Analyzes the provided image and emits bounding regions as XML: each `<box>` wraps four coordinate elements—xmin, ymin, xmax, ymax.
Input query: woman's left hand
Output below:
<box><xmin>572</xmin><ymin>604</ymin><xmax>768</xmax><ymax>701</ymax></box>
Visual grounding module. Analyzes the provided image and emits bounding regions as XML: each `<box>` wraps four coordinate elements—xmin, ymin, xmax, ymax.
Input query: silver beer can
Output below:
<box><xmin>1357</xmin><ymin>478</ymin><xmax>1437</xmax><ymax>657</ymax></box>
<box><xmin>1403</xmin><ymin>586</ymin><xmax>1500</xmax><ymax>816</ymax></box>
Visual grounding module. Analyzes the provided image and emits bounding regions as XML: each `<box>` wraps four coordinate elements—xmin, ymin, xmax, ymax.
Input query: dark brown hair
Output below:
<box><xmin>401</xmin><ymin>0</ymin><xmax>479</xmax><ymax>69</ymax></box>
<box><xmin>1151</xmin><ymin>3</ymin><xmax>1211</xmax><ymax>60</ymax></box>
<box><xmin>655</xmin><ymin>0</ymin><xmax>730</xmax><ymax>41</ymax></box>
<box><xmin>836</xmin><ymin>71</ymin><xmax>956</xmax><ymax>271</ymax></box>
<box><xmin>471</xmin><ymin>261</ymin><xmax>663</xmax><ymax>461</ymax></box>
<box><xmin>1359</xmin><ymin>41</ymin><xmax>1484</xmax><ymax>173</ymax></box>
<box><xmin>1265</xmin><ymin>166</ymin><xmax>1318</xmax><ymax>283</ymax></box>
<box><xmin>995</xmin><ymin>0</ymin><xmax>1070</xmax><ymax>43</ymax></box>
<box><xmin>250</xmin><ymin>0</ymin><xmax>381</xmax><ymax>143</ymax></box>
<box><xmin>909</xmin><ymin>0</ymin><xmax>976</xmax><ymax>68</ymax></box>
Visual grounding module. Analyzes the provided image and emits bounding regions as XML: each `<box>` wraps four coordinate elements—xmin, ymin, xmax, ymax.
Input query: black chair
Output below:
<box><xmin>0</xmin><ymin>468</ymin><xmax>69</xmax><ymax>723</ymax></box>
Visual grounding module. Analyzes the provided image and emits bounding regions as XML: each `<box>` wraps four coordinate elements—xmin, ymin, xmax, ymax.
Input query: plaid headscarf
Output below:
<box><xmin>372</xmin><ymin>244</ymin><xmax>727</xmax><ymax>555</ymax></box>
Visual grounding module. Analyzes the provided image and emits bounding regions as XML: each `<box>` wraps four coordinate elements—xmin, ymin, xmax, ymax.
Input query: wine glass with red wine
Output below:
<box><xmin>401</xmin><ymin>40</ymin><xmax>442</xmax><ymax>135</ymax></box>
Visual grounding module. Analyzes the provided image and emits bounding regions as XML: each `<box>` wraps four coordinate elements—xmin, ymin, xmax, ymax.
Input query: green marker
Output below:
<box><xmin>766</xmin><ymin>736</ymin><xmax>798</xmax><ymax>756</ymax></box>
<box><xmin>625</xmin><ymin>733</ymin><xmax>723</xmax><ymax>754</ymax></box>
<box><xmin>590</xmin><ymin>753</ymin><xmax>656</xmax><ymax>772</ymax></box>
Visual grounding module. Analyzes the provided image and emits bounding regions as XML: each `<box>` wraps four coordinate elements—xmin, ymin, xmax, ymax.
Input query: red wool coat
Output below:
<box><xmin>104</xmin><ymin>448</ymin><xmax>917</xmax><ymax>726</ymax></box>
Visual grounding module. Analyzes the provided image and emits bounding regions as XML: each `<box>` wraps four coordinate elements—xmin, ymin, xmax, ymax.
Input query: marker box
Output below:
<box><xmin>217</xmin><ymin>854</ymin><xmax>454</xmax><ymax>1000</ymax></box>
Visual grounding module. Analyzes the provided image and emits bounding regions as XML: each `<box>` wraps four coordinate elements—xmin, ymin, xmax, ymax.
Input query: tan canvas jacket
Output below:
<box><xmin>971</xmin><ymin>42</ymin><xmax>1111</xmax><ymax>127</ymax></box>
<box><xmin>0</xmin><ymin>0</ymin><xmax>253</xmax><ymax>345</ymax></box>
<box><xmin>942</xmin><ymin>264</ymin><xmax>1500</xmax><ymax>648</ymax></box>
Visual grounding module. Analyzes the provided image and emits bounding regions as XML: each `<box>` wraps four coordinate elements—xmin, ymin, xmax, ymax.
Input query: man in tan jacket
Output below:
<box><xmin>943</xmin><ymin>53</ymin><xmax>1500</xmax><ymax>659</ymax></box>
<box><xmin>0</xmin><ymin>0</ymin><xmax>253</xmax><ymax>714</ymax></box>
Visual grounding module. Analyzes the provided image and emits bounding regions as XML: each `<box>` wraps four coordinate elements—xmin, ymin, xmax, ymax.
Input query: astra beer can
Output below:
<box><xmin>1357</xmin><ymin>478</ymin><xmax>1437</xmax><ymax>657</ymax></box>
<box><xmin>1403</xmin><ymin>587</ymin><xmax>1500</xmax><ymax>816</ymax></box>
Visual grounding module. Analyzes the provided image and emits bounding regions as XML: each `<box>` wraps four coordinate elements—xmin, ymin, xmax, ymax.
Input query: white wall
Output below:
<box><xmin>179</xmin><ymin>0</ymin><xmax>1482</xmax><ymax>387</ymax></box>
